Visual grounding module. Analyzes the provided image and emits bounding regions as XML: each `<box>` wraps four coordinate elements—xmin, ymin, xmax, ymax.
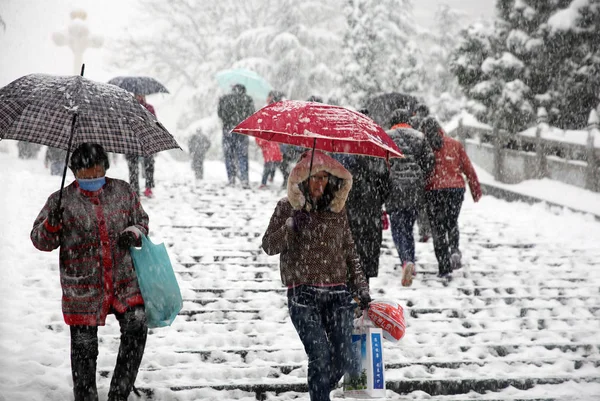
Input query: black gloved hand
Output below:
<box><xmin>117</xmin><ymin>231</ymin><xmax>139</xmax><ymax>249</ymax></box>
<box><xmin>47</xmin><ymin>207</ymin><xmax>64</xmax><ymax>228</ymax></box>
<box><xmin>358</xmin><ymin>289</ymin><xmax>372</xmax><ymax>310</ymax></box>
<box><xmin>291</xmin><ymin>210</ymin><xmax>311</xmax><ymax>232</ymax></box>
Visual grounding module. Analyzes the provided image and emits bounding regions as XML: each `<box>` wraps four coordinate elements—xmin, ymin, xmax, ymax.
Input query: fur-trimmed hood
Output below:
<box><xmin>287</xmin><ymin>150</ymin><xmax>352</xmax><ymax>213</ymax></box>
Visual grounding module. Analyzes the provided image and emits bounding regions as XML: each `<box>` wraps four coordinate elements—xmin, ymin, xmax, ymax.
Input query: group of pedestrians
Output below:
<box><xmin>259</xmin><ymin>103</ymin><xmax>481</xmax><ymax>400</ymax></box>
<box><xmin>27</xmin><ymin>77</ymin><xmax>481</xmax><ymax>401</ymax></box>
<box><xmin>385</xmin><ymin>108</ymin><xmax>481</xmax><ymax>281</ymax></box>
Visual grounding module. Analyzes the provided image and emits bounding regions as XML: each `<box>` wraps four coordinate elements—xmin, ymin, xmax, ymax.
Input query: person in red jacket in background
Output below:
<box><xmin>256</xmin><ymin>137</ymin><xmax>283</xmax><ymax>189</ymax></box>
<box><xmin>420</xmin><ymin>117</ymin><xmax>482</xmax><ymax>279</ymax></box>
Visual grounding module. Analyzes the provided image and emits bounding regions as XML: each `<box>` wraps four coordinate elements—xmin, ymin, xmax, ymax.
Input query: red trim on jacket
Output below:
<box><xmin>44</xmin><ymin>219</ymin><xmax>62</xmax><ymax>233</ymax></box>
<box><xmin>92</xmin><ymin>197</ymin><xmax>115</xmax><ymax>321</ymax></box>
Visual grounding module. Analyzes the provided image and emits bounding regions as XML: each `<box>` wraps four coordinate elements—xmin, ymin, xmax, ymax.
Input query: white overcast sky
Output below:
<box><xmin>0</xmin><ymin>0</ymin><xmax>495</xmax><ymax>87</ymax></box>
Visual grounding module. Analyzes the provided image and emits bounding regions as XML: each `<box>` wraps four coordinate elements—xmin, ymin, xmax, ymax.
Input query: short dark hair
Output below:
<box><xmin>69</xmin><ymin>143</ymin><xmax>110</xmax><ymax>171</ymax></box>
<box><xmin>268</xmin><ymin>90</ymin><xmax>285</xmax><ymax>103</ymax></box>
<box><xmin>307</xmin><ymin>95</ymin><xmax>323</xmax><ymax>103</ymax></box>
<box><xmin>388</xmin><ymin>108</ymin><xmax>411</xmax><ymax>127</ymax></box>
<box><xmin>415</xmin><ymin>103</ymin><xmax>429</xmax><ymax>116</ymax></box>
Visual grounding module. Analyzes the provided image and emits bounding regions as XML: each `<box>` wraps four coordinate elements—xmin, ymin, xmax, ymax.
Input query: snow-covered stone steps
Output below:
<box><xmin>177</xmin><ymin>258</ymin><xmax>598</xmax><ymax>277</ymax></box>
<box><xmin>179</xmin><ymin>295</ymin><xmax>596</xmax><ymax>309</ymax></box>
<box><xmin>127</xmin><ymin>363</ymin><xmax>600</xmax><ymax>385</ymax></box>
<box><xmin>178</xmin><ymin>305</ymin><xmax>600</xmax><ymax>321</ymax></box>
<box><xmin>99</xmin><ymin>356</ymin><xmax>600</xmax><ymax>376</ymax></box>
<box><xmin>138</xmin><ymin>385</ymin><xmax>563</xmax><ymax>401</ymax></box>
<box><xmin>105</xmin><ymin>334</ymin><xmax>600</xmax><ymax>358</ymax></box>
<box><xmin>164</xmin><ymin>315</ymin><xmax>600</xmax><ymax>329</ymax></box>
<box><xmin>140</xmin><ymin>182</ymin><xmax>600</xmax><ymax>398</ymax></box>
<box><xmin>131</xmin><ymin>374</ymin><xmax>600</xmax><ymax>399</ymax></box>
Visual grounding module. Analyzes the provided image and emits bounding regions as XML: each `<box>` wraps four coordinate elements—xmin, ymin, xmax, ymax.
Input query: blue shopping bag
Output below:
<box><xmin>130</xmin><ymin>235</ymin><xmax>183</xmax><ymax>328</ymax></box>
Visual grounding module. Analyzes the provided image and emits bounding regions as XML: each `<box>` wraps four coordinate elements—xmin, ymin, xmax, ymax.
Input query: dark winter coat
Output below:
<box><xmin>217</xmin><ymin>87</ymin><xmax>255</xmax><ymax>131</ymax></box>
<box><xmin>336</xmin><ymin>154</ymin><xmax>389</xmax><ymax>278</ymax></box>
<box><xmin>425</xmin><ymin>130</ymin><xmax>482</xmax><ymax>201</ymax></box>
<box><xmin>262</xmin><ymin>151</ymin><xmax>368</xmax><ymax>295</ymax></box>
<box><xmin>31</xmin><ymin>178</ymin><xmax>149</xmax><ymax>326</ymax></box>
<box><xmin>386</xmin><ymin>123</ymin><xmax>435</xmax><ymax>211</ymax></box>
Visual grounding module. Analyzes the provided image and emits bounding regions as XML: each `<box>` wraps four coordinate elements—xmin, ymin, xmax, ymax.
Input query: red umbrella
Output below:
<box><xmin>232</xmin><ymin>100</ymin><xmax>403</xmax><ymax>159</ymax></box>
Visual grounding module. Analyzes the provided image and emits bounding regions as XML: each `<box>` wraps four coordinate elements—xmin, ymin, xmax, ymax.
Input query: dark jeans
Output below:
<box><xmin>261</xmin><ymin>162</ymin><xmax>281</xmax><ymax>185</ymax></box>
<box><xmin>425</xmin><ymin>188</ymin><xmax>465</xmax><ymax>274</ymax></box>
<box><xmin>191</xmin><ymin>154</ymin><xmax>206</xmax><ymax>179</ymax></box>
<box><xmin>389</xmin><ymin>208</ymin><xmax>419</xmax><ymax>264</ymax></box>
<box><xmin>126</xmin><ymin>155</ymin><xmax>155</xmax><ymax>194</ymax></box>
<box><xmin>288</xmin><ymin>285</ymin><xmax>355</xmax><ymax>401</ymax></box>
<box><xmin>222</xmin><ymin>130</ymin><xmax>249</xmax><ymax>185</ymax></box>
<box><xmin>417</xmin><ymin>205</ymin><xmax>431</xmax><ymax>238</ymax></box>
<box><xmin>70</xmin><ymin>305</ymin><xmax>148</xmax><ymax>401</ymax></box>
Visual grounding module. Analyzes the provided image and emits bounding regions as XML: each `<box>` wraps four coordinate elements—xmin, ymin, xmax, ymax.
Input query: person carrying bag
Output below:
<box><xmin>262</xmin><ymin>150</ymin><xmax>371</xmax><ymax>401</ymax></box>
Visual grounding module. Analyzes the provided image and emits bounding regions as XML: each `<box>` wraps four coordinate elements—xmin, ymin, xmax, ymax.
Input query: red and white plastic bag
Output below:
<box><xmin>366</xmin><ymin>299</ymin><xmax>406</xmax><ymax>342</ymax></box>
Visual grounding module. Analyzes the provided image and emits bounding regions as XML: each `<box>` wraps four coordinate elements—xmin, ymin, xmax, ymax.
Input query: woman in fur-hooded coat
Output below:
<box><xmin>262</xmin><ymin>149</ymin><xmax>370</xmax><ymax>401</ymax></box>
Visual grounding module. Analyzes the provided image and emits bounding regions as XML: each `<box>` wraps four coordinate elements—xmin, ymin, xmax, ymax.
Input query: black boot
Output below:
<box><xmin>71</xmin><ymin>326</ymin><xmax>99</xmax><ymax>401</ymax></box>
<box><xmin>107</xmin><ymin>306</ymin><xmax>148</xmax><ymax>401</ymax></box>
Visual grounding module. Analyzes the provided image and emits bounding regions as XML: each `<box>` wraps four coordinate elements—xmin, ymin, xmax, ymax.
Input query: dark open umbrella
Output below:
<box><xmin>0</xmin><ymin>71</ymin><xmax>180</xmax><ymax>208</ymax></box>
<box><xmin>362</xmin><ymin>92</ymin><xmax>420</xmax><ymax>129</ymax></box>
<box><xmin>108</xmin><ymin>76</ymin><xmax>169</xmax><ymax>96</ymax></box>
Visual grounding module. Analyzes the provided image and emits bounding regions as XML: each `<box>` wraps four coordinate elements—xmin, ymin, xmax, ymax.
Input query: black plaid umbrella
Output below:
<box><xmin>107</xmin><ymin>76</ymin><xmax>169</xmax><ymax>96</ymax></box>
<box><xmin>0</xmin><ymin>73</ymin><xmax>179</xmax><ymax>156</ymax></box>
<box><xmin>0</xmin><ymin>72</ymin><xmax>181</xmax><ymax>209</ymax></box>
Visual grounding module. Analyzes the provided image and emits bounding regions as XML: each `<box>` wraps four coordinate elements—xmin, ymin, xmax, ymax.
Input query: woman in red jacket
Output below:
<box><xmin>421</xmin><ymin>117</ymin><xmax>482</xmax><ymax>279</ymax></box>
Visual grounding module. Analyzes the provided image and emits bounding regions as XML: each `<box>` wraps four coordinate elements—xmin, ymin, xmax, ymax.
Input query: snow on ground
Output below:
<box><xmin>473</xmin><ymin>162</ymin><xmax>600</xmax><ymax>217</ymax></box>
<box><xmin>1</xmin><ymin>140</ymin><xmax>600</xmax><ymax>400</ymax></box>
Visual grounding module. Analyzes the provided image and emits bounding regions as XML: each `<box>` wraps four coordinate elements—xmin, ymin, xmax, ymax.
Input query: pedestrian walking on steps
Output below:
<box><xmin>421</xmin><ymin>117</ymin><xmax>482</xmax><ymax>279</ymax></box>
<box><xmin>259</xmin><ymin>90</ymin><xmax>288</xmax><ymax>188</ymax></box>
<box><xmin>334</xmin><ymin>145</ymin><xmax>389</xmax><ymax>285</ymax></box>
<box><xmin>44</xmin><ymin>146</ymin><xmax>67</xmax><ymax>176</ymax></box>
<box><xmin>127</xmin><ymin>94</ymin><xmax>157</xmax><ymax>198</ymax></box>
<box><xmin>217</xmin><ymin>83</ymin><xmax>255</xmax><ymax>188</ymax></box>
<box><xmin>262</xmin><ymin>150</ymin><xmax>371</xmax><ymax>401</ymax></box>
<box><xmin>385</xmin><ymin>109</ymin><xmax>435</xmax><ymax>287</ymax></box>
<box><xmin>256</xmin><ymin>137</ymin><xmax>283</xmax><ymax>189</ymax></box>
<box><xmin>30</xmin><ymin>143</ymin><xmax>150</xmax><ymax>401</ymax></box>
<box><xmin>188</xmin><ymin>129</ymin><xmax>211</xmax><ymax>180</ymax></box>
<box><xmin>334</xmin><ymin>107</ymin><xmax>389</xmax><ymax>285</ymax></box>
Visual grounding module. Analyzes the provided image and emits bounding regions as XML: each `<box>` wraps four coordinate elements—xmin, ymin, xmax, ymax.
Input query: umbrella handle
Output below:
<box><xmin>303</xmin><ymin>138</ymin><xmax>317</xmax><ymax>211</ymax></box>
<box><xmin>57</xmin><ymin>64</ymin><xmax>85</xmax><ymax>211</ymax></box>
<box><xmin>57</xmin><ymin>113</ymin><xmax>78</xmax><ymax>211</ymax></box>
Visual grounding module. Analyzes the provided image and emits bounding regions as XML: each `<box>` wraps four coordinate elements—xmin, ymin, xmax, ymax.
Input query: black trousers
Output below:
<box><xmin>126</xmin><ymin>155</ymin><xmax>155</xmax><ymax>194</ymax></box>
<box><xmin>425</xmin><ymin>188</ymin><xmax>465</xmax><ymax>274</ymax></box>
<box><xmin>70</xmin><ymin>305</ymin><xmax>148</xmax><ymax>401</ymax></box>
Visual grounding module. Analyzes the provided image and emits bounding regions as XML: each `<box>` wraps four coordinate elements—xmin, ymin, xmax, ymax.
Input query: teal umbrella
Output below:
<box><xmin>215</xmin><ymin>68</ymin><xmax>272</xmax><ymax>99</ymax></box>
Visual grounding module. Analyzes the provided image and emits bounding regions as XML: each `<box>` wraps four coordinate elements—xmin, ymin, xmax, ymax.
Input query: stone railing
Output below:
<box><xmin>447</xmin><ymin>107</ymin><xmax>600</xmax><ymax>192</ymax></box>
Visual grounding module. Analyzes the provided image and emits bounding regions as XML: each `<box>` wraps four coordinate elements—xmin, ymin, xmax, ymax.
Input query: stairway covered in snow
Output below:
<box><xmin>97</xmin><ymin>181</ymin><xmax>600</xmax><ymax>401</ymax></box>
